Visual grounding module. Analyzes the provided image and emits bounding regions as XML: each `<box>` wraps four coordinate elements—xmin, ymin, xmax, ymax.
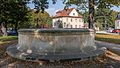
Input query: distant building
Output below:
<box><xmin>115</xmin><ymin>12</ymin><xmax>120</xmax><ymax>29</ymax></box>
<box><xmin>52</xmin><ymin>8</ymin><xmax>84</xmax><ymax>28</ymax></box>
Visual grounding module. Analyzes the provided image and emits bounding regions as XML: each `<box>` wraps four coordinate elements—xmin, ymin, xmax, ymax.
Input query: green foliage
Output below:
<box><xmin>95</xmin><ymin>21</ymin><xmax>103</xmax><ymax>30</ymax></box>
<box><xmin>18</xmin><ymin>11</ymin><xmax>33</xmax><ymax>29</ymax></box>
<box><xmin>82</xmin><ymin>11</ymin><xmax>89</xmax><ymax>23</ymax></box>
<box><xmin>106</xmin><ymin>0</ymin><xmax>120</xmax><ymax>6</ymax></box>
<box><xmin>32</xmin><ymin>0</ymin><xmax>49</xmax><ymax>12</ymax></box>
<box><xmin>94</xmin><ymin>8</ymin><xmax>110</xmax><ymax>29</ymax></box>
<box><xmin>111</xmin><ymin>11</ymin><xmax>118</xmax><ymax>28</ymax></box>
<box><xmin>94</xmin><ymin>7</ymin><xmax>119</xmax><ymax>29</ymax></box>
<box><xmin>30</xmin><ymin>10</ymin><xmax>52</xmax><ymax>28</ymax></box>
<box><xmin>0</xmin><ymin>0</ymin><xmax>30</xmax><ymax>29</ymax></box>
<box><xmin>64</xmin><ymin>0</ymin><xmax>120</xmax><ymax>29</ymax></box>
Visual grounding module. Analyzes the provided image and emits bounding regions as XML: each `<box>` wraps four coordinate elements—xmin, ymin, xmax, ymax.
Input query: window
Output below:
<box><xmin>117</xmin><ymin>22</ymin><xmax>119</xmax><ymax>27</ymax></box>
<box><xmin>73</xmin><ymin>13</ymin><xmax>75</xmax><ymax>15</ymax></box>
<box><xmin>54</xmin><ymin>21</ymin><xmax>58</xmax><ymax>27</ymax></box>
<box><xmin>75</xmin><ymin>25</ymin><xmax>77</xmax><ymax>28</ymax></box>
<box><xmin>71</xmin><ymin>19</ymin><xmax>72</xmax><ymax>22</ymax></box>
<box><xmin>66</xmin><ymin>24</ymin><xmax>69</xmax><ymax>28</ymax></box>
<box><xmin>71</xmin><ymin>25</ymin><xmax>72</xmax><ymax>28</ymax></box>
<box><xmin>64</xmin><ymin>22</ymin><xmax>66</xmax><ymax>27</ymax></box>
<box><xmin>64</xmin><ymin>22</ymin><xmax>66</xmax><ymax>24</ymax></box>
<box><xmin>79</xmin><ymin>25</ymin><xmax>81</xmax><ymax>28</ymax></box>
<box><xmin>79</xmin><ymin>19</ymin><xmax>81</xmax><ymax>22</ymax></box>
<box><xmin>58</xmin><ymin>20</ymin><xmax>60</xmax><ymax>22</ymax></box>
<box><xmin>75</xmin><ymin>19</ymin><xmax>77</xmax><ymax>22</ymax></box>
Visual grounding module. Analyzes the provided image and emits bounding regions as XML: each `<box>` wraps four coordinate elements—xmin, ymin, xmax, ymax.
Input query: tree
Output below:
<box><xmin>68</xmin><ymin>0</ymin><xmax>120</xmax><ymax>29</ymax></box>
<box><xmin>110</xmin><ymin>10</ymin><xmax>118</xmax><ymax>28</ymax></box>
<box><xmin>92</xmin><ymin>0</ymin><xmax>119</xmax><ymax>30</ymax></box>
<box><xmin>32</xmin><ymin>0</ymin><xmax>49</xmax><ymax>13</ymax></box>
<box><xmin>106</xmin><ymin>0</ymin><xmax>120</xmax><ymax>6</ymax></box>
<box><xmin>30</xmin><ymin>9</ymin><xmax>52</xmax><ymax>28</ymax></box>
<box><xmin>82</xmin><ymin>11</ymin><xmax>89</xmax><ymax>23</ymax></box>
<box><xmin>0</xmin><ymin>0</ymin><xmax>29</xmax><ymax>35</ymax></box>
<box><xmin>32</xmin><ymin>0</ymin><xmax>120</xmax><ymax>29</ymax></box>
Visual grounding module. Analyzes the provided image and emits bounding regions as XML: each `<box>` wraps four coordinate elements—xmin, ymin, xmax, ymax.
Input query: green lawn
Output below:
<box><xmin>0</xmin><ymin>36</ymin><xmax>18</xmax><ymax>41</ymax></box>
<box><xmin>95</xmin><ymin>33</ymin><xmax>120</xmax><ymax>44</ymax></box>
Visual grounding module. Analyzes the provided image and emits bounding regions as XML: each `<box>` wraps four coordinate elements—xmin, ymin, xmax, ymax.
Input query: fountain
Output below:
<box><xmin>7</xmin><ymin>28</ymin><xmax>106</xmax><ymax>62</ymax></box>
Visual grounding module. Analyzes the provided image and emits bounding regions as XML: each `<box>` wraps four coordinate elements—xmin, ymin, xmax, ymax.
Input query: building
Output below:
<box><xmin>52</xmin><ymin>8</ymin><xmax>84</xmax><ymax>28</ymax></box>
<box><xmin>115</xmin><ymin>12</ymin><xmax>120</xmax><ymax>29</ymax></box>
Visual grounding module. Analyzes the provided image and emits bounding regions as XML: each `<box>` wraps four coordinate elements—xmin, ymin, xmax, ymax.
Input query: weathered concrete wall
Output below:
<box><xmin>18</xmin><ymin>29</ymin><xmax>96</xmax><ymax>55</ymax></box>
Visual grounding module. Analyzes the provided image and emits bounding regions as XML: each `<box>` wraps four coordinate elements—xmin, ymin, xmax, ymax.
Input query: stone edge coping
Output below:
<box><xmin>18</xmin><ymin>29</ymin><xmax>94</xmax><ymax>33</ymax></box>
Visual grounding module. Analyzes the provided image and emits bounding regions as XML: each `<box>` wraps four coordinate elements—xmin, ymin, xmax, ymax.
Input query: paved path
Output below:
<box><xmin>96</xmin><ymin>41</ymin><xmax>120</xmax><ymax>55</ymax></box>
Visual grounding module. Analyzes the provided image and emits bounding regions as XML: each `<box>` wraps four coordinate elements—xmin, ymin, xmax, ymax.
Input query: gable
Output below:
<box><xmin>69</xmin><ymin>9</ymin><xmax>78</xmax><ymax>17</ymax></box>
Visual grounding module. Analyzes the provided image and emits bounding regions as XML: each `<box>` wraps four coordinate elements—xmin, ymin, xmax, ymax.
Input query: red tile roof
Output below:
<box><xmin>53</xmin><ymin>8</ymin><xmax>83</xmax><ymax>18</ymax></box>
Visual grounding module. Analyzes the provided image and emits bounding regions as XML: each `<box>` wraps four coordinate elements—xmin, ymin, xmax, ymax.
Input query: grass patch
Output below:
<box><xmin>95</xmin><ymin>33</ymin><xmax>120</xmax><ymax>44</ymax></box>
<box><xmin>0</xmin><ymin>36</ymin><xmax>18</xmax><ymax>42</ymax></box>
<box><xmin>0</xmin><ymin>41</ymin><xmax>11</xmax><ymax>44</ymax></box>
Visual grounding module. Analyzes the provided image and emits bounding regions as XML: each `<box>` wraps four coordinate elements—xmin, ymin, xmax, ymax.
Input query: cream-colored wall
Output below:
<box><xmin>52</xmin><ymin>9</ymin><xmax>84</xmax><ymax>28</ymax></box>
<box><xmin>115</xmin><ymin>20</ymin><xmax>120</xmax><ymax>29</ymax></box>
<box><xmin>62</xmin><ymin>17</ymin><xmax>84</xmax><ymax>28</ymax></box>
<box><xmin>53</xmin><ymin>17</ymin><xmax>84</xmax><ymax>28</ymax></box>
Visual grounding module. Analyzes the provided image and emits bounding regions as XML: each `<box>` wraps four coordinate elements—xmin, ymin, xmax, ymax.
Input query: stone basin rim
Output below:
<box><xmin>18</xmin><ymin>28</ymin><xmax>94</xmax><ymax>33</ymax></box>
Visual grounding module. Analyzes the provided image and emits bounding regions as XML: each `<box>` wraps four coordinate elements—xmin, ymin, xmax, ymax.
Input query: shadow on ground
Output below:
<box><xmin>0</xmin><ymin>40</ymin><xmax>120</xmax><ymax>68</ymax></box>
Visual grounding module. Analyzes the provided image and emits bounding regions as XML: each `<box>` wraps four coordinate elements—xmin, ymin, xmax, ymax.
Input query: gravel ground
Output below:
<box><xmin>0</xmin><ymin>40</ymin><xmax>120</xmax><ymax>68</ymax></box>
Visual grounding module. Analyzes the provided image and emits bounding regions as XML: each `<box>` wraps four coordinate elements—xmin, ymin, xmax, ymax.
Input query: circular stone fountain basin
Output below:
<box><xmin>7</xmin><ymin>29</ymin><xmax>106</xmax><ymax>62</ymax></box>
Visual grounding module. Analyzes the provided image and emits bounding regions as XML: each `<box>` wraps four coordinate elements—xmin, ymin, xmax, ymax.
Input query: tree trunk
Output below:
<box><xmin>1</xmin><ymin>22</ymin><xmax>7</xmax><ymax>36</ymax></box>
<box><xmin>0</xmin><ymin>23</ymin><xmax>2</xmax><ymax>36</ymax></box>
<box><xmin>15</xmin><ymin>22</ymin><xmax>18</xmax><ymax>35</ymax></box>
<box><xmin>88</xmin><ymin>0</ymin><xmax>95</xmax><ymax>29</ymax></box>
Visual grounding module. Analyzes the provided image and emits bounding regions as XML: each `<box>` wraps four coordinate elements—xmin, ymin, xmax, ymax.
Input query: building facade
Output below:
<box><xmin>52</xmin><ymin>8</ymin><xmax>84</xmax><ymax>28</ymax></box>
<box><xmin>115</xmin><ymin>13</ymin><xmax>120</xmax><ymax>29</ymax></box>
